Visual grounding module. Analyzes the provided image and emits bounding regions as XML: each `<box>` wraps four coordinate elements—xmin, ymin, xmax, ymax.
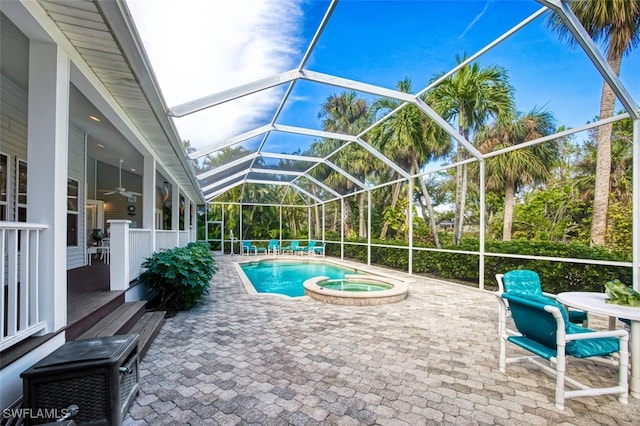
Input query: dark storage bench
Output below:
<box><xmin>21</xmin><ymin>335</ymin><xmax>139</xmax><ymax>426</ymax></box>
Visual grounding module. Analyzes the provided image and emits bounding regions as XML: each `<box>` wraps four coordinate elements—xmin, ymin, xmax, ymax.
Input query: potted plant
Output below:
<box><xmin>92</xmin><ymin>228</ymin><xmax>104</xmax><ymax>244</ymax></box>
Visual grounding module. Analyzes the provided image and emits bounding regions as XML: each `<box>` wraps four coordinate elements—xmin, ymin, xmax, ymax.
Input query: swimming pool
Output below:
<box><xmin>239</xmin><ymin>259</ymin><xmax>359</xmax><ymax>297</ymax></box>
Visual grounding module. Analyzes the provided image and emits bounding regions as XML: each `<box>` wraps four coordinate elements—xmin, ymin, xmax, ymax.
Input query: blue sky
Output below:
<box><xmin>127</xmin><ymin>0</ymin><xmax>640</xmax><ymax>156</ymax></box>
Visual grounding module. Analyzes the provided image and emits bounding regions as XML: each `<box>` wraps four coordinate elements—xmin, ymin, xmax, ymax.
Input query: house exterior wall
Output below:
<box><xmin>67</xmin><ymin>123</ymin><xmax>86</xmax><ymax>269</ymax></box>
<box><xmin>0</xmin><ymin>72</ymin><xmax>28</xmax><ymax>222</ymax></box>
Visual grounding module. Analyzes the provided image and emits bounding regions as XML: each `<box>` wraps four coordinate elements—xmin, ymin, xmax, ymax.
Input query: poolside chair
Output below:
<box><xmin>267</xmin><ymin>239</ymin><xmax>280</xmax><ymax>255</ymax></box>
<box><xmin>281</xmin><ymin>240</ymin><xmax>299</xmax><ymax>254</ymax></box>
<box><xmin>296</xmin><ymin>240</ymin><xmax>316</xmax><ymax>255</ymax></box>
<box><xmin>311</xmin><ymin>242</ymin><xmax>326</xmax><ymax>256</ymax></box>
<box><xmin>241</xmin><ymin>241</ymin><xmax>266</xmax><ymax>255</ymax></box>
<box><xmin>496</xmin><ymin>291</ymin><xmax>628</xmax><ymax>410</ymax></box>
<box><xmin>496</xmin><ymin>270</ymin><xmax>588</xmax><ymax>326</ymax></box>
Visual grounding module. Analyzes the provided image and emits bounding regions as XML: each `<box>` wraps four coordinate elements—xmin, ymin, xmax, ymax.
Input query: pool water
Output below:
<box><xmin>320</xmin><ymin>279</ymin><xmax>392</xmax><ymax>292</ymax></box>
<box><xmin>240</xmin><ymin>260</ymin><xmax>358</xmax><ymax>297</ymax></box>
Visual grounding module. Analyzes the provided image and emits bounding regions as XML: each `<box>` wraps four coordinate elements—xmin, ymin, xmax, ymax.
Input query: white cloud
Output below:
<box><xmin>126</xmin><ymin>0</ymin><xmax>304</xmax><ymax>151</ymax></box>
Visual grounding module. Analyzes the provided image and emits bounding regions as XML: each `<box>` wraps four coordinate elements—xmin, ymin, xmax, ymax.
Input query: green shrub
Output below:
<box><xmin>140</xmin><ymin>242</ymin><xmax>218</xmax><ymax>312</ymax></box>
<box><xmin>324</xmin><ymin>234</ymin><xmax>631</xmax><ymax>293</ymax></box>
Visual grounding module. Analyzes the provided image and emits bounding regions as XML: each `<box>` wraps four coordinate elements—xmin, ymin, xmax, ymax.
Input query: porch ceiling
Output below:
<box><xmin>36</xmin><ymin>0</ymin><xmax>204</xmax><ymax>203</ymax></box>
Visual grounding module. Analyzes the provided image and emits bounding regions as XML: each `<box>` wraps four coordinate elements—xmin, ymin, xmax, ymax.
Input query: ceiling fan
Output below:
<box><xmin>99</xmin><ymin>159</ymin><xmax>142</xmax><ymax>197</ymax></box>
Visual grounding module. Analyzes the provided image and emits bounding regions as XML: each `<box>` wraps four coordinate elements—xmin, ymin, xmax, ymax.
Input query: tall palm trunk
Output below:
<box><xmin>502</xmin><ymin>181</ymin><xmax>516</xmax><ymax>241</ymax></box>
<box><xmin>590</xmin><ymin>48</ymin><xmax>622</xmax><ymax>246</ymax></box>
<box><xmin>379</xmin><ymin>181</ymin><xmax>403</xmax><ymax>239</ymax></box>
<box><xmin>412</xmin><ymin>158</ymin><xmax>441</xmax><ymax>249</ymax></box>
<box><xmin>358</xmin><ymin>193</ymin><xmax>367</xmax><ymax>238</ymax></box>
<box><xmin>453</xmin><ymin>134</ymin><xmax>469</xmax><ymax>246</ymax></box>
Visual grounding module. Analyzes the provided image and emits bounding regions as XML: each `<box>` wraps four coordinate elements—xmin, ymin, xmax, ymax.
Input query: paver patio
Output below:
<box><xmin>125</xmin><ymin>255</ymin><xmax>640</xmax><ymax>425</ymax></box>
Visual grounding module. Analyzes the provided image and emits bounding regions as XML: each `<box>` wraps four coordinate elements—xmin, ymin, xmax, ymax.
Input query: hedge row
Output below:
<box><xmin>324</xmin><ymin>236</ymin><xmax>631</xmax><ymax>294</ymax></box>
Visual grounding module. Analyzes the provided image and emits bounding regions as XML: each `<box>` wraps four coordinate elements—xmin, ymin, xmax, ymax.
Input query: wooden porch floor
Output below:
<box><xmin>66</xmin><ymin>260</ymin><xmax>124</xmax><ymax>340</ymax></box>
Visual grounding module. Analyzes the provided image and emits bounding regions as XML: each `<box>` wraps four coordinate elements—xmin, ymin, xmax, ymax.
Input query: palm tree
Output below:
<box><xmin>317</xmin><ymin>91</ymin><xmax>373</xmax><ymax>238</ymax></box>
<box><xmin>547</xmin><ymin>0</ymin><xmax>640</xmax><ymax>246</ymax></box>
<box><xmin>429</xmin><ymin>57</ymin><xmax>514</xmax><ymax>245</ymax></box>
<box><xmin>475</xmin><ymin>108</ymin><xmax>558</xmax><ymax>241</ymax></box>
<box><xmin>370</xmin><ymin>78</ymin><xmax>450</xmax><ymax>247</ymax></box>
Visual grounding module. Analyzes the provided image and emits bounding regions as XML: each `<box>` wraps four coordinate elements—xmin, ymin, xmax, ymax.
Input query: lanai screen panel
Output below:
<box><xmin>143</xmin><ymin>0</ymin><xmax>639</xmax><ymax>207</ymax></box>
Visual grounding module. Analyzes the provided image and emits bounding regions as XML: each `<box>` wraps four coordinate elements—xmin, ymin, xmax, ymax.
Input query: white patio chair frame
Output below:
<box><xmin>496</xmin><ymin>291</ymin><xmax>629</xmax><ymax>410</ymax></box>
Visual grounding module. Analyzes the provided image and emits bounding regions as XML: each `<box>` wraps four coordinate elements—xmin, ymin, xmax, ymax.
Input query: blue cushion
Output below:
<box><xmin>504</xmin><ymin>293</ymin><xmax>620</xmax><ymax>359</ymax></box>
<box><xmin>565</xmin><ymin>323</ymin><xmax>620</xmax><ymax>358</ymax></box>
<box><xmin>508</xmin><ymin>335</ymin><xmax>557</xmax><ymax>360</ymax></box>
<box><xmin>503</xmin><ymin>270</ymin><xmax>543</xmax><ymax>296</ymax></box>
<box><xmin>503</xmin><ymin>269</ymin><xmax>588</xmax><ymax>325</ymax></box>
<box><xmin>503</xmin><ymin>293</ymin><xmax>567</xmax><ymax>347</ymax></box>
<box><xmin>568</xmin><ymin>309</ymin><xmax>588</xmax><ymax>324</ymax></box>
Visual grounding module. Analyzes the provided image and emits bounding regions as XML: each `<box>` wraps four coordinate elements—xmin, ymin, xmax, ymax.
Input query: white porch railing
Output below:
<box><xmin>129</xmin><ymin>229</ymin><xmax>153</xmax><ymax>281</ymax></box>
<box><xmin>179</xmin><ymin>231</ymin><xmax>190</xmax><ymax>247</ymax></box>
<box><xmin>155</xmin><ymin>230</ymin><xmax>177</xmax><ymax>251</ymax></box>
<box><xmin>0</xmin><ymin>222</ymin><xmax>48</xmax><ymax>351</ymax></box>
<box><xmin>108</xmin><ymin>222</ymin><xmax>197</xmax><ymax>292</ymax></box>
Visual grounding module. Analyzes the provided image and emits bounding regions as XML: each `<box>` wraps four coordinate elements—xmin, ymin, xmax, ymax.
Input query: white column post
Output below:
<box><xmin>108</xmin><ymin>220</ymin><xmax>131</xmax><ymax>291</ymax></box>
<box><xmin>143</xmin><ymin>155</ymin><xmax>156</xmax><ymax>251</ymax></box>
<box><xmin>367</xmin><ymin>190</ymin><xmax>372</xmax><ymax>266</ymax></box>
<box><xmin>190</xmin><ymin>202</ymin><xmax>196</xmax><ymax>242</ymax></box>
<box><xmin>27</xmin><ymin>41</ymin><xmax>69</xmax><ymax>333</ymax></box>
<box><xmin>408</xmin><ymin>182</ymin><xmax>413</xmax><ymax>275</ymax></box>
<box><xmin>171</xmin><ymin>183</ymin><xmax>179</xmax><ymax>246</ymax></box>
<box><xmin>279</xmin><ymin>205</ymin><xmax>282</xmax><ymax>246</ymax></box>
<box><xmin>340</xmin><ymin>198</ymin><xmax>345</xmax><ymax>260</ymax></box>
<box><xmin>322</xmin><ymin>203</ymin><xmax>325</xmax><ymax>243</ymax></box>
<box><xmin>479</xmin><ymin>159</ymin><xmax>486</xmax><ymax>290</ymax></box>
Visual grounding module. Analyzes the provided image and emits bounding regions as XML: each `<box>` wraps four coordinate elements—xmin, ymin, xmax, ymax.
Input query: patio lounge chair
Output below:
<box><xmin>496</xmin><ymin>270</ymin><xmax>588</xmax><ymax>326</ymax></box>
<box><xmin>281</xmin><ymin>240</ymin><xmax>300</xmax><ymax>254</ymax></box>
<box><xmin>311</xmin><ymin>242</ymin><xmax>326</xmax><ymax>256</ymax></box>
<box><xmin>296</xmin><ymin>240</ymin><xmax>316</xmax><ymax>255</ymax></box>
<box><xmin>496</xmin><ymin>291</ymin><xmax>628</xmax><ymax>410</ymax></box>
<box><xmin>268</xmin><ymin>239</ymin><xmax>280</xmax><ymax>255</ymax></box>
<box><xmin>242</xmin><ymin>241</ymin><xmax>266</xmax><ymax>255</ymax></box>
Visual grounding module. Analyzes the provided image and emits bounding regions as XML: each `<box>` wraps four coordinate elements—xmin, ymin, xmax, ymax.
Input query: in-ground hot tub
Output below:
<box><xmin>303</xmin><ymin>274</ymin><xmax>409</xmax><ymax>305</ymax></box>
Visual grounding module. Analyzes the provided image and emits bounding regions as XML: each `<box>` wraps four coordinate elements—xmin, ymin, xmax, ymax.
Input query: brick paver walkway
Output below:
<box><xmin>125</xmin><ymin>255</ymin><xmax>640</xmax><ymax>425</ymax></box>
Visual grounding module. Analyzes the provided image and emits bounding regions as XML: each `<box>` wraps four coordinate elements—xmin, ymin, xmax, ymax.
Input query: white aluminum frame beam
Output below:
<box><xmin>189</xmin><ymin>124</ymin><xmax>273</xmax><ymax>160</ymax></box>
<box><xmin>197</xmin><ymin>152</ymin><xmax>258</xmax><ymax>180</ymax></box>
<box><xmin>201</xmin><ymin>170</ymin><xmax>247</xmax><ymax>193</ymax></box>
<box><xmin>304</xmin><ymin>175</ymin><xmax>342</xmax><ymax>199</ymax></box>
<box><xmin>291</xmin><ymin>183</ymin><xmax>323</xmax><ymax>204</ymax></box>
<box><xmin>324</xmin><ymin>160</ymin><xmax>367</xmax><ymax>189</ymax></box>
<box><xmin>260</xmin><ymin>152</ymin><xmax>322</xmax><ymax>163</ymax></box>
<box><xmin>414</xmin><ymin>98</ymin><xmax>482</xmax><ymax>159</ymax></box>
<box><xmin>539</xmin><ymin>0</ymin><xmax>639</xmax><ymax>120</ymax></box>
<box><xmin>169</xmin><ymin>70</ymin><xmax>300</xmax><ymax>117</ymax></box>
<box><xmin>273</xmin><ymin>124</ymin><xmax>358</xmax><ymax>142</ymax></box>
<box><xmin>299</xmin><ymin>70</ymin><xmax>416</xmax><ymax>103</ymax></box>
<box><xmin>250</xmin><ymin>168</ymin><xmax>304</xmax><ymax>177</ymax></box>
<box><xmin>354</xmin><ymin>137</ymin><xmax>410</xmax><ymax>178</ymax></box>
<box><xmin>205</xmin><ymin>180</ymin><xmax>244</xmax><ymax>201</ymax></box>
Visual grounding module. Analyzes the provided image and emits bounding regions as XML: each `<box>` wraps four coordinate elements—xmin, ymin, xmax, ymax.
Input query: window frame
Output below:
<box><xmin>67</xmin><ymin>178</ymin><xmax>80</xmax><ymax>247</ymax></box>
<box><xmin>16</xmin><ymin>158</ymin><xmax>27</xmax><ymax>222</ymax></box>
<box><xmin>0</xmin><ymin>153</ymin><xmax>8</xmax><ymax>221</ymax></box>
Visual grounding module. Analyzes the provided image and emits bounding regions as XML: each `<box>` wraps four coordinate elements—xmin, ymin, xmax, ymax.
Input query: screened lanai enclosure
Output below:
<box><xmin>167</xmin><ymin>0</ymin><xmax>640</xmax><ymax>291</ymax></box>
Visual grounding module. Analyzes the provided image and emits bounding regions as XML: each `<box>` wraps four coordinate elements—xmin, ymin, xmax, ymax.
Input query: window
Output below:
<box><xmin>67</xmin><ymin>178</ymin><xmax>79</xmax><ymax>246</ymax></box>
<box><xmin>17</xmin><ymin>159</ymin><xmax>27</xmax><ymax>222</ymax></box>
<box><xmin>0</xmin><ymin>154</ymin><xmax>7</xmax><ymax>220</ymax></box>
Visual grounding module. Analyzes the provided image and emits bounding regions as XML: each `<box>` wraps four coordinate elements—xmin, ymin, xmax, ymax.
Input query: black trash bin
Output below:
<box><xmin>21</xmin><ymin>335</ymin><xmax>139</xmax><ymax>426</ymax></box>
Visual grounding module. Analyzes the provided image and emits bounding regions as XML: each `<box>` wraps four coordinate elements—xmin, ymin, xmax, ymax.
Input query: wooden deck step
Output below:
<box><xmin>77</xmin><ymin>301</ymin><xmax>146</xmax><ymax>340</ymax></box>
<box><xmin>129</xmin><ymin>311</ymin><xmax>166</xmax><ymax>359</ymax></box>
